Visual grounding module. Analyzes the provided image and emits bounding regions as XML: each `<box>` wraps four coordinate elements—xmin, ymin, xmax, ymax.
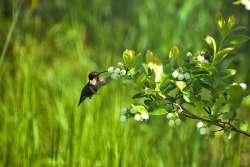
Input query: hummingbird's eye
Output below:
<box><xmin>88</xmin><ymin>73</ymin><xmax>95</xmax><ymax>80</ymax></box>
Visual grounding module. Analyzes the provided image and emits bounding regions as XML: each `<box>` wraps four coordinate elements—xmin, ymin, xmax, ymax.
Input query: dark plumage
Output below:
<box><xmin>78</xmin><ymin>71</ymin><xmax>111</xmax><ymax>106</ymax></box>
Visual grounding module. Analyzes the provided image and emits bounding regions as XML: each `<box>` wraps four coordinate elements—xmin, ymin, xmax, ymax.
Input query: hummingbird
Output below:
<box><xmin>78</xmin><ymin>71</ymin><xmax>111</xmax><ymax>106</ymax></box>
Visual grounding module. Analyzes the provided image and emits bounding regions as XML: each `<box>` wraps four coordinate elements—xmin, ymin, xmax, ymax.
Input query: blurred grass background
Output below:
<box><xmin>0</xmin><ymin>0</ymin><xmax>250</xmax><ymax>166</ymax></box>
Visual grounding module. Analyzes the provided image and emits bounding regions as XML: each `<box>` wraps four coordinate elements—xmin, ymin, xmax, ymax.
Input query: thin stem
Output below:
<box><xmin>181</xmin><ymin>107</ymin><xmax>250</xmax><ymax>138</ymax></box>
<box><xmin>210</xmin><ymin>128</ymin><xmax>224</xmax><ymax>132</ymax></box>
<box><xmin>0</xmin><ymin>2</ymin><xmax>21</xmax><ymax>73</ymax></box>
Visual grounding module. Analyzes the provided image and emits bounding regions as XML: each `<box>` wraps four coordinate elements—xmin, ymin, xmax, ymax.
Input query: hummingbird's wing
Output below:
<box><xmin>96</xmin><ymin>76</ymin><xmax>112</xmax><ymax>88</ymax></box>
<box><xmin>78</xmin><ymin>83</ymin><xmax>97</xmax><ymax>106</ymax></box>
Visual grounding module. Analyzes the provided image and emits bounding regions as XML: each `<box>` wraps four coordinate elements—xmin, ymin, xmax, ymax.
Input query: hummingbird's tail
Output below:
<box><xmin>78</xmin><ymin>96</ymin><xmax>86</xmax><ymax>106</ymax></box>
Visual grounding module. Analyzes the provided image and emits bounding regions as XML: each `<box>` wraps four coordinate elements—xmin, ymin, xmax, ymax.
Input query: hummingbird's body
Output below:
<box><xmin>78</xmin><ymin>71</ymin><xmax>111</xmax><ymax>105</ymax></box>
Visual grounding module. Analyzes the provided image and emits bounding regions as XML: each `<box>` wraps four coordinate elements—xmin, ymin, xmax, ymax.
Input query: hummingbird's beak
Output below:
<box><xmin>97</xmin><ymin>71</ymin><xmax>107</xmax><ymax>75</ymax></box>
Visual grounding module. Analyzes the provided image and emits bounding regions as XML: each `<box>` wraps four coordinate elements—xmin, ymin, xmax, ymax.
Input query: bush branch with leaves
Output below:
<box><xmin>107</xmin><ymin>15</ymin><xmax>250</xmax><ymax>137</ymax></box>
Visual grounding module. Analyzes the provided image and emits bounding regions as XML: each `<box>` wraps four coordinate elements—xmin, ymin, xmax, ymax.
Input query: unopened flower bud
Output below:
<box><xmin>172</xmin><ymin>70</ymin><xmax>179</xmax><ymax>78</ymax></box>
<box><xmin>177</xmin><ymin>74</ymin><xmax>184</xmax><ymax>80</ymax></box>
<box><xmin>134</xmin><ymin>114</ymin><xmax>142</xmax><ymax>121</ymax></box>
<box><xmin>196</xmin><ymin>121</ymin><xmax>204</xmax><ymax>128</ymax></box>
<box><xmin>240</xmin><ymin>83</ymin><xmax>247</xmax><ymax>90</ymax></box>
<box><xmin>108</xmin><ymin>66</ymin><xmax>114</xmax><ymax>73</ymax></box>
<box><xmin>168</xmin><ymin>120</ymin><xmax>175</xmax><ymax>127</ymax></box>
<box><xmin>120</xmin><ymin>69</ymin><xmax>126</xmax><ymax>76</ymax></box>
<box><xmin>121</xmin><ymin>108</ymin><xmax>128</xmax><ymax>114</ymax></box>
<box><xmin>186</xmin><ymin>52</ymin><xmax>192</xmax><ymax>57</ymax></box>
<box><xmin>141</xmin><ymin>112</ymin><xmax>149</xmax><ymax>120</ymax></box>
<box><xmin>175</xmin><ymin>118</ymin><xmax>181</xmax><ymax>125</ymax></box>
<box><xmin>199</xmin><ymin>127</ymin><xmax>207</xmax><ymax>135</ymax></box>
<box><xmin>111</xmin><ymin>73</ymin><xmax>119</xmax><ymax>79</ymax></box>
<box><xmin>184</xmin><ymin>73</ymin><xmax>190</xmax><ymax>80</ymax></box>
<box><xmin>120</xmin><ymin>115</ymin><xmax>127</xmax><ymax>122</ymax></box>
<box><xmin>117</xmin><ymin>62</ymin><xmax>124</xmax><ymax>67</ymax></box>
<box><xmin>114</xmin><ymin>68</ymin><xmax>121</xmax><ymax>74</ymax></box>
<box><xmin>197</xmin><ymin>55</ymin><xmax>205</xmax><ymax>62</ymax></box>
<box><xmin>166</xmin><ymin>113</ymin><xmax>173</xmax><ymax>119</ymax></box>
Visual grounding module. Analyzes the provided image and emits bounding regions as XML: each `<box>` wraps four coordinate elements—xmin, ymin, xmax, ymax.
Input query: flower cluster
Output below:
<box><xmin>232</xmin><ymin>82</ymin><xmax>248</xmax><ymax>90</ymax></box>
<box><xmin>108</xmin><ymin>62</ymin><xmax>127</xmax><ymax>79</ymax></box>
<box><xmin>130</xmin><ymin>105</ymin><xmax>150</xmax><ymax>121</ymax></box>
<box><xmin>241</xmin><ymin>0</ymin><xmax>250</xmax><ymax>10</ymax></box>
<box><xmin>120</xmin><ymin>106</ymin><xmax>150</xmax><ymax>122</ymax></box>
<box><xmin>196</xmin><ymin>55</ymin><xmax>209</xmax><ymax>64</ymax></box>
<box><xmin>191</xmin><ymin>50</ymin><xmax>208</xmax><ymax>64</ymax></box>
<box><xmin>120</xmin><ymin>107</ymin><xmax>129</xmax><ymax>122</ymax></box>
<box><xmin>196</xmin><ymin>121</ymin><xmax>210</xmax><ymax>135</ymax></box>
<box><xmin>197</xmin><ymin>55</ymin><xmax>205</xmax><ymax>62</ymax></box>
<box><xmin>134</xmin><ymin>112</ymin><xmax>149</xmax><ymax>121</ymax></box>
<box><xmin>172</xmin><ymin>70</ymin><xmax>190</xmax><ymax>80</ymax></box>
<box><xmin>166</xmin><ymin>110</ymin><xmax>182</xmax><ymax>127</ymax></box>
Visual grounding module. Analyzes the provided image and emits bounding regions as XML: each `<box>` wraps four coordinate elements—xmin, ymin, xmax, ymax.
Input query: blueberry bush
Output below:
<box><xmin>108</xmin><ymin>14</ymin><xmax>250</xmax><ymax>137</ymax></box>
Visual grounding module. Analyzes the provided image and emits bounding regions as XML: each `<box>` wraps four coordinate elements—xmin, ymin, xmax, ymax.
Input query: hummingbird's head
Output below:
<box><xmin>88</xmin><ymin>72</ymin><xmax>99</xmax><ymax>85</ymax></box>
<box><xmin>88</xmin><ymin>72</ymin><xmax>99</xmax><ymax>80</ymax></box>
<box><xmin>88</xmin><ymin>71</ymin><xmax>107</xmax><ymax>80</ymax></box>
<box><xmin>88</xmin><ymin>71</ymin><xmax>107</xmax><ymax>85</ymax></box>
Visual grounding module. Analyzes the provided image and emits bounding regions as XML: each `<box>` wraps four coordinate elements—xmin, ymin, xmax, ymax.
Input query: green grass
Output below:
<box><xmin>0</xmin><ymin>32</ymin><xmax>249</xmax><ymax>167</ymax></box>
<box><xmin>0</xmin><ymin>0</ymin><xmax>250</xmax><ymax>166</ymax></box>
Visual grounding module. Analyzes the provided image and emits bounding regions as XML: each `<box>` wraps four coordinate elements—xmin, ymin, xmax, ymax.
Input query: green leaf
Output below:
<box><xmin>150</xmin><ymin>108</ymin><xmax>167</xmax><ymax>115</ymax></box>
<box><xmin>146</xmin><ymin>50</ymin><xmax>161</xmax><ymax>64</ymax></box>
<box><xmin>233</xmin><ymin>0</ymin><xmax>241</xmax><ymax>5</ymax></box>
<box><xmin>146</xmin><ymin>50</ymin><xmax>163</xmax><ymax>82</ymax></box>
<box><xmin>137</xmin><ymin>105</ymin><xmax>148</xmax><ymax>114</ymax></box>
<box><xmin>123</xmin><ymin>49</ymin><xmax>135</xmax><ymax>68</ymax></box>
<box><xmin>214</xmin><ymin>47</ymin><xmax>234</xmax><ymax>64</ymax></box>
<box><xmin>216</xmin><ymin>14</ymin><xmax>227</xmax><ymax>36</ymax></box>
<box><xmin>176</xmin><ymin>81</ymin><xmax>187</xmax><ymax>90</ymax></box>
<box><xmin>200</xmin><ymin>88</ymin><xmax>212</xmax><ymax>102</ymax></box>
<box><xmin>132</xmin><ymin>92</ymin><xmax>147</xmax><ymax>99</ymax></box>
<box><xmin>240</xmin><ymin>123</ymin><xmax>248</xmax><ymax>131</ymax></box>
<box><xmin>205</xmin><ymin>36</ymin><xmax>217</xmax><ymax>57</ymax></box>
<box><xmin>131</xmin><ymin>105</ymin><xmax>147</xmax><ymax>114</ymax></box>
<box><xmin>128</xmin><ymin>68</ymin><xmax>136</xmax><ymax>76</ymax></box>
<box><xmin>216</xmin><ymin>69</ymin><xmax>236</xmax><ymax>79</ymax></box>
<box><xmin>182</xmin><ymin>91</ymin><xmax>191</xmax><ymax>103</ymax></box>
<box><xmin>227</xmin><ymin>15</ymin><xmax>235</xmax><ymax>30</ymax></box>
<box><xmin>140</xmin><ymin>63</ymin><xmax>150</xmax><ymax>75</ymax></box>
<box><xmin>195</xmin><ymin>63</ymin><xmax>216</xmax><ymax>73</ymax></box>
<box><xmin>228</xmin><ymin>84</ymin><xmax>246</xmax><ymax>98</ymax></box>
<box><xmin>222</xmin><ymin>111</ymin><xmax>235</xmax><ymax>120</ymax></box>
<box><xmin>225</xmin><ymin>34</ymin><xmax>250</xmax><ymax>46</ymax></box>
<box><xmin>199</xmin><ymin>78</ymin><xmax>212</xmax><ymax>89</ymax></box>
<box><xmin>157</xmin><ymin>91</ymin><xmax>166</xmax><ymax>99</ymax></box>
<box><xmin>169</xmin><ymin>45</ymin><xmax>180</xmax><ymax>59</ymax></box>
<box><xmin>135</xmin><ymin>73</ymin><xmax>147</xmax><ymax>88</ymax></box>
<box><xmin>192</xmin><ymin>70</ymin><xmax>210</xmax><ymax>76</ymax></box>
<box><xmin>212</xmin><ymin>95</ymin><xmax>226</xmax><ymax>114</ymax></box>
<box><xmin>161</xmin><ymin>83</ymin><xmax>176</xmax><ymax>93</ymax></box>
